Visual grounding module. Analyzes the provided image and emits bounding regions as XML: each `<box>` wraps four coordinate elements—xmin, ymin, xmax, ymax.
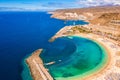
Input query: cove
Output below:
<box><xmin>40</xmin><ymin>36</ymin><xmax>108</xmax><ymax>80</ymax></box>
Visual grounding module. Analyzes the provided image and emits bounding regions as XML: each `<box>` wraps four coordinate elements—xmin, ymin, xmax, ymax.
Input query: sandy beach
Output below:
<box><xmin>49</xmin><ymin>26</ymin><xmax>120</xmax><ymax>80</ymax></box>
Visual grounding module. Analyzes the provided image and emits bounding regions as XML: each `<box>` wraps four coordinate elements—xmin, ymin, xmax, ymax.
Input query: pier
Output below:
<box><xmin>26</xmin><ymin>49</ymin><xmax>53</xmax><ymax>80</ymax></box>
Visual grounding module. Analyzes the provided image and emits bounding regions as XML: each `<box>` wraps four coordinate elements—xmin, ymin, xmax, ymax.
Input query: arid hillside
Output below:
<box><xmin>51</xmin><ymin>6</ymin><xmax>120</xmax><ymax>20</ymax></box>
<box><xmin>51</xmin><ymin>5</ymin><xmax>120</xmax><ymax>43</ymax></box>
<box><xmin>90</xmin><ymin>13</ymin><xmax>120</xmax><ymax>25</ymax></box>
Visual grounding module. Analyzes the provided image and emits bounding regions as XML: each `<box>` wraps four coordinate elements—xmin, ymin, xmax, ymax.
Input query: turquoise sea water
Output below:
<box><xmin>40</xmin><ymin>36</ymin><xmax>107</xmax><ymax>80</ymax></box>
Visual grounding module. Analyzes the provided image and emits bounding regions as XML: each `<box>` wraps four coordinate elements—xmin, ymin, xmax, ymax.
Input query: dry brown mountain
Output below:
<box><xmin>51</xmin><ymin>5</ymin><xmax>120</xmax><ymax>43</ymax></box>
<box><xmin>90</xmin><ymin>13</ymin><xmax>120</xmax><ymax>25</ymax></box>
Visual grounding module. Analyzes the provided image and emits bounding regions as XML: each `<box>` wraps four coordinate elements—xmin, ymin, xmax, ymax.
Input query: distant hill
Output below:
<box><xmin>54</xmin><ymin>6</ymin><xmax>120</xmax><ymax>14</ymax></box>
<box><xmin>51</xmin><ymin>5</ymin><xmax>120</xmax><ymax>26</ymax></box>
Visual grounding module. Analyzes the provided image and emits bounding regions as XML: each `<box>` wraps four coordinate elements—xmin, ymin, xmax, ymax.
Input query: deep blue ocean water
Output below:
<box><xmin>0</xmin><ymin>11</ymin><xmax>88</xmax><ymax>80</ymax></box>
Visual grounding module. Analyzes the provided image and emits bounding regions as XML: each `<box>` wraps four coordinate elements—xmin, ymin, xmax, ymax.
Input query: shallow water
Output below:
<box><xmin>40</xmin><ymin>36</ymin><xmax>107</xmax><ymax>79</ymax></box>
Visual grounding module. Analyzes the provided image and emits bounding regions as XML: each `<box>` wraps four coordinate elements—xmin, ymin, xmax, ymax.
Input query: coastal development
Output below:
<box><xmin>26</xmin><ymin>6</ymin><xmax>120</xmax><ymax>80</ymax></box>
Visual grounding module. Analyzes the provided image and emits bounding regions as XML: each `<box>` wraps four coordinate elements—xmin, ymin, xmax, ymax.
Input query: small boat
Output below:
<box><xmin>44</xmin><ymin>61</ymin><xmax>55</xmax><ymax>66</ymax></box>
